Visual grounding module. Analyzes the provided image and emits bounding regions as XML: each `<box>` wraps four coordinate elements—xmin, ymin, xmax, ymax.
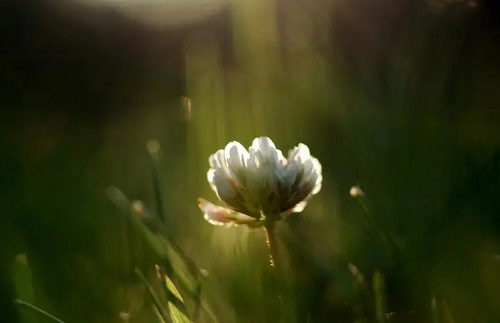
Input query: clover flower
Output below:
<box><xmin>198</xmin><ymin>137</ymin><xmax>322</xmax><ymax>227</ymax></box>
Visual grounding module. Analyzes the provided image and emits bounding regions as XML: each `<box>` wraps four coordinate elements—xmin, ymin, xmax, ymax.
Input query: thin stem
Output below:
<box><xmin>356</xmin><ymin>196</ymin><xmax>400</xmax><ymax>266</ymax></box>
<box><xmin>264</xmin><ymin>221</ymin><xmax>280</xmax><ymax>270</ymax></box>
<box><xmin>264</xmin><ymin>221</ymin><xmax>288</xmax><ymax>322</ymax></box>
<box><xmin>14</xmin><ymin>299</ymin><xmax>66</xmax><ymax>323</ymax></box>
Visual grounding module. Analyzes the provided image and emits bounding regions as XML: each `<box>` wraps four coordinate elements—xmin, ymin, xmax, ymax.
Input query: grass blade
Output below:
<box><xmin>14</xmin><ymin>299</ymin><xmax>65</xmax><ymax>323</ymax></box>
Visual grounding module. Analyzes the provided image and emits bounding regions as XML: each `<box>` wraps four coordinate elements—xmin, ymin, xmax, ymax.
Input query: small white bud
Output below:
<box><xmin>349</xmin><ymin>186</ymin><xmax>364</xmax><ymax>197</ymax></box>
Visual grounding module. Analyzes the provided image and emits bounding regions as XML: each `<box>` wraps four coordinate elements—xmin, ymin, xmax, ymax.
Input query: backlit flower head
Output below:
<box><xmin>198</xmin><ymin>137</ymin><xmax>322</xmax><ymax>227</ymax></box>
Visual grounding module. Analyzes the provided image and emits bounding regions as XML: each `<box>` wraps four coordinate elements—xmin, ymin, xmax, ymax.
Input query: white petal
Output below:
<box><xmin>214</xmin><ymin>149</ymin><xmax>227</xmax><ymax>167</ymax></box>
<box><xmin>276</xmin><ymin>149</ymin><xmax>287</xmax><ymax>165</ymax></box>
<box><xmin>295</xmin><ymin>156</ymin><xmax>322</xmax><ymax>196</ymax></box>
<box><xmin>312</xmin><ymin>175</ymin><xmax>323</xmax><ymax>195</ymax></box>
<box><xmin>207</xmin><ymin>169</ymin><xmax>217</xmax><ymax>193</ymax></box>
<box><xmin>212</xmin><ymin>168</ymin><xmax>237</xmax><ymax>200</ymax></box>
<box><xmin>247</xmin><ymin>147</ymin><xmax>259</xmax><ymax>169</ymax></box>
<box><xmin>302</xmin><ymin>159</ymin><xmax>314</xmax><ymax>176</ymax></box>
<box><xmin>311</xmin><ymin>158</ymin><xmax>323</xmax><ymax>195</ymax></box>
<box><xmin>311</xmin><ymin>157</ymin><xmax>322</xmax><ymax>176</ymax></box>
<box><xmin>283</xmin><ymin>162</ymin><xmax>298</xmax><ymax>187</ymax></box>
<box><xmin>251</xmin><ymin>136</ymin><xmax>276</xmax><ymax>151</ymax></box>
<box><xmin>209</xmin><ymin>152</ymin><xmax>221</xmax><ymax>168</ymax></box>
<box><xmin>289</xmin><ymin>143</ymin><xmax>310</xmax><ymax>163</ymax></box>
<box><xmin>224</xmin><ymin>141</ymin><xmax>249</xmax><ymax>170</ymax></box>
<box><xmin>244</xmin><ymin>148</ymin><xmax>262</xmax><ymax>205</ymax></box>
<box><xmin>198</xmin><ymin>198</ymin><xmax>258</xmax><ymax>227</ymax></box>
<box><xmin>251</xmin><ymin>137</ymin><xmax>277</xmax><ymax>162</ymax></box>
<box><xmin>291</xmin><ymin>200</ymin><xmax>308</xmax><ymax>213</ymax></box>
<box><xmin>278</xmin><ymin>200</ymin><xmax>308</xmax><ymax>220</ymax></box>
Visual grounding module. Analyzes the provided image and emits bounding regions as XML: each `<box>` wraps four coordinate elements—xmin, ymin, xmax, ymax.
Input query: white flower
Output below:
<box><xmin>349</xmin><ymin>186</ymin><xmax>364</xmax><ymax>198</ymax></box>
<box><xmin>198</xmin><ymin>137</ymin><xmax>322</xmax><ymax>227</ymax></box>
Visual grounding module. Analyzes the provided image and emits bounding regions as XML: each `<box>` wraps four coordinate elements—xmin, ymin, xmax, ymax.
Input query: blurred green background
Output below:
<box><xmin>1</xmin><ymin>0</ymin><xmax>499</xmax><ymax>322</ymax></box>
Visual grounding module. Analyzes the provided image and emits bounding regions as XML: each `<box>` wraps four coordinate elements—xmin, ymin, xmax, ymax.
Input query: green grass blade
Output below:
<box><xmin>164</xmin><ymin>275</ymin><xmax>191</xmax><ymax>323</ymax></box>
<box><xmin>12</xmin><ymin>253</ymin><xmax>36</xmax><ymax>323</ymax></box>
<box><xmin>135</xmin><ymin>268</ymin><xmax>172</xmax><ymax>323</ymax></box>
<box><xmin>351</xmin><ymin>188</ymin><xmax>399</xmax><ymax>265</ymax></box>
<box><xmin>373</xmin><ymin>271</ymin><xmax>386</xmax><ymax>323</ymax></box>
<box><xmin>442</xmin><ymin>300</ymin><xmax>456</xmax><ymax>323</ymax></box>
<box><xmin>14</xmin><ymin>299</ymin><xmax>66</xmax><ymax>323</ymax></box>
<box><xmin>147</xmin><ymin>139</ymin><xmax>167</xmax><ymax>224</ymax></box>
<box><xmin>431</xmin><ymin>296</ymin><xmax>439</xmax><ymax>323</ymax></box>
<box><xmin>107</xmin><ymin>187</ymin><xmax>218</xmax><ymax>322</ymax></box>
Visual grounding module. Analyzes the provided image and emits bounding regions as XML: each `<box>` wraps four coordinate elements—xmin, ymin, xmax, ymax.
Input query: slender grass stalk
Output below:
<box><xmin>373</xmin><ymin>271</ymin><xmax>386</xmax><ymax>323</ymax></box>
<box><xmin>442</xmin><ymin>300</ymin><xmax>456</xmax><ymax>323</ymax></box>
<box><xmin>431</xmin><ymin>296</ymin><xmax>439</xmax><ymax>323</ymax></box>
<box><xmin>134</xmin><ymin>268</ymin><xmax>171</xmax><ymax>323</ymax></box>
<box><xmin>13</xmin><ymin>299</ymin><xmax>66</xmax><ymax>323</ymax></box>
<box><xmin>352</xmin><ymin>189</ymin><xmax>400</xmax><ymax>266</ymax></box>
<box><xmin>348</xmin><ymin>263</ymin><xmax>374</xmax><ymax>321</ymax></box>
<box><xmin>147</xmin><ymin>140</ymin><xmax>166</xmax><ymax>224</ymax></box>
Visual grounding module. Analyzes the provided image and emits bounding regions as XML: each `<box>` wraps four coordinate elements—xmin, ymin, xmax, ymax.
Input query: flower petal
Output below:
<box><xmin>251</xmin><ymin>137</ymin><xmax>276</xmax><ymax>156</ymax></box>
<box><xmin>311</xmin><ymin>158</ymin><xmax>323</xmax><ymax>195</ymax></box>
<box><xmin>289</xmin><ymin>143</ymin><xmax>311</xmax><ymax>164</ymax></box>
<box><xmin>299</xmin><ymin>157</ymin><xmax>322</xmax><ymax>196</ymax></box>
<box><xmin>224</xmin><ymin>141</ymin><xmax>249</xmax><ymax>171</ymax></box>
<box><xmin>207</xmin><ymin>168</ymin><xmax>218</xmax><ymax>193</ymax></box>
<box><xmin>197</xmin><ymin>198</ymin><xmax>258</xmax><ymax>227</ymax></box>
<box><xmin>278</xmin><ymin>200</ymin><xmax>308</xmax><ymax>219</ymax></box>
<box><xmin>291</xmin><ymin>200</ymin><xmax>308</xmax><ymax>213</ymax></box>
<box><xmin>209</xmin><ymin>149</ymin><xmax>226</xmax><ymax>168</ymax></box>
<box><xmin>283</xmin><ymin>162</ymin><xmax>298</xmax><ymax>187</ymax></box>
<box><xmin>211</xmin><ymin>168</ymin><xmax>237</xmax><ymax>198</ymax></box>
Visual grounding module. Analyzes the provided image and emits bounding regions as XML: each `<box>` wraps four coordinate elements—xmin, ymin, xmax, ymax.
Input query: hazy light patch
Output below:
<box><xmin>60</xmin><ymin>0</ymin><xmax>229</xmax><ymax>27</ymax></box>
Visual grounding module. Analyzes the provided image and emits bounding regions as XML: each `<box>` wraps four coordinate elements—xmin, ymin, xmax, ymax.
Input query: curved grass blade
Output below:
<box><xmin>14</xmin><ymin>299</ymin><xmax>65</xmax><ymax>323</ymax></box>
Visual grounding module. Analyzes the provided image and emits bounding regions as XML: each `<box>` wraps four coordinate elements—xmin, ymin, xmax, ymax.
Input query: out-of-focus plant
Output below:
<box><xmin>104</xmin><ymin>140</ymin><xmax>218</xmax><ymax>323</ymax></box>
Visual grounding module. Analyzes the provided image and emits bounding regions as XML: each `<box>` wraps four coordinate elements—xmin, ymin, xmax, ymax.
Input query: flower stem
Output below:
<box><xmin>264</xmin><ymin>221</ymin><xmax>280</xmax><ymax>269</ymax></box>
<box><xmin>264</xmin><ymin>221</ymin><xmax>288</xmax><ymax>321</ymax></box>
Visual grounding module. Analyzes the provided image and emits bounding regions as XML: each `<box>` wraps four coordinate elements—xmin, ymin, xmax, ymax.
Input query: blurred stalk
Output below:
<box><xmin>107</xmin><ymin>187</ymin><xmax>218</xmax><ymax>323</ymax></box>
<box><xmin>135</xmin><ymin>268</ymin><xmax>171</xmax><ymax>323</ymax></box>
<box><xmin>14</xmin><ymin>299</ymin><xmax>65</xmax><ymax>323</ymax></box>
<box><xmin>442</xmin><ymin>300</ymin><xmax>456</xmax><ymax>323</ymax></box>
<box><xmin>147</xmin><ymin>140</ymin><xmax>166</xmax><ymax>224</ymax></box>
<box><xmin>12</xmin><ymin>253</ymin><xmax>36</xmax><ymax>323</ymax></box>
<box><xmin>373</xmin><ymin>271</ymin><xmax>387</xmax><ymax>323</ymax></box>
<box><xmin>350</xmin><ymin>187</ymin><xmax>400</xmax><ymax>265</ymax></box>
<box><xmin>264</xmin><ymin>221</ymin><xmax>292</xmax><ymax>322</ymax></box>
<box><xmin>431</xmin><ymin>296</ymin><xmax>439</xmax><ymax>323</ymax></box>
<box><xmin>348</xmin><ymin>263</ymin><xmax>375</xmax><ymax>322</ymax></box>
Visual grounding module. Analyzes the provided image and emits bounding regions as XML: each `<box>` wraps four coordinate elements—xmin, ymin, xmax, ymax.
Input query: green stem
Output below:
<box><xmin>356</xmin><ymin>196</ymin><xmax>400</xmax><ymax>266</ymax></box>
<box><xmin>14</xmin><ymin>299</ymin><xmax>66</xmax><ymax>323</ymax></box>
<box><xmin>264</xmin><ymin>221</ymin><xmax>280</xmax><ymax>270</ymax></box>
<box><xmin>264</xmin><ymin>221</ymin><xmax>288</xmax><ymax>322</ymax></box>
